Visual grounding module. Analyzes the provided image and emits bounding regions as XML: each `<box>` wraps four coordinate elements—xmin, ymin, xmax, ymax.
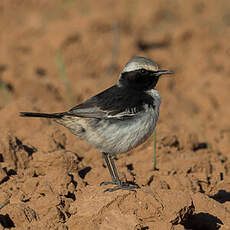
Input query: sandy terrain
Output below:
<box><xmin>0</xmin><ymin>0</ymin><xmax>230</xmax><ymax>229</ymax></box>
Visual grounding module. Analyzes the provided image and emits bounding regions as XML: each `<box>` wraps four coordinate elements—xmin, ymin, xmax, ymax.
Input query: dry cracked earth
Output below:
<box><xmin>0</xmin><ymin>0</ymin><xmax>230</xmax><ymax>229</ymax></box>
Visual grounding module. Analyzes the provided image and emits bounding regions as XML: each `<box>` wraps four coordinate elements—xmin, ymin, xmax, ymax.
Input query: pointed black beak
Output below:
<box><xmin>155</xmin><ymin>70</ymin><xmax>174</xmax><ymax>77</ymax></box>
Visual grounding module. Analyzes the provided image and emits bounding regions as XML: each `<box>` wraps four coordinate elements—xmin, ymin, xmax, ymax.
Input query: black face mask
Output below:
<box><xmin>119</xmin><ymin>69</ymin><xmax>160</xmax><ymax>91</ymax></box>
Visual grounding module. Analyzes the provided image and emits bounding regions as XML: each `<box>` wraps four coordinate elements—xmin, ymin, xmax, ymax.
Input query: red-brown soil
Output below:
<box><xmin>0</xmin><ymin>0</ymin><xmax>230</xmax><ymax>229</ymax></box>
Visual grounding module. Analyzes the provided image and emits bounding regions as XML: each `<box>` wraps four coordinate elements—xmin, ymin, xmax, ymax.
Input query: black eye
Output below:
<box><xmin>140</xmin><ymin>69</ymin><xmax>147</xmax><ymax>74</ymax></box>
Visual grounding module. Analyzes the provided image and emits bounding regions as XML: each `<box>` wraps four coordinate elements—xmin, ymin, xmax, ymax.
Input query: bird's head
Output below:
<box><xmin>118</xmin><ymin>56</ymin><xmax>173</xmax><ymax>91</ymax></box>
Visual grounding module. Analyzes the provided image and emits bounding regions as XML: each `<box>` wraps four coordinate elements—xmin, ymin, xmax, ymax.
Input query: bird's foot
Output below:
<box><xmin>100</xmin><ymin>181</ymin><xmax>116</xmax><ymax>186</ymax></box>
<box><xmin>100</xmin><ymin>180</ymin><xmax>139</xmax><ymax>192</ymax></box>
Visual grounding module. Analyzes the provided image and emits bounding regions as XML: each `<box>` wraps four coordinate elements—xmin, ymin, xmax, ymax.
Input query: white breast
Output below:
<box><xmin>84</xmin><ymin>89</ymin><xmax>161</xmax><ymax>154</ymax></box>
<box><xmin>58</xmin><ymin>89</ymin><xmax>161</xmax><ymax>155</ymax></box>
<box><xmin>146</xmin><ymin>89</ymin><xmax>161</xmax><ymax>112</ymax></box>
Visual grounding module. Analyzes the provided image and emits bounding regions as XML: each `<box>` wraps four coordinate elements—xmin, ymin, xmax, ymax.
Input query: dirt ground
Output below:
<box><xmin>0</xmin><ymin>0</ymin><xmax>230</xmax><ymax>229</ymax></box>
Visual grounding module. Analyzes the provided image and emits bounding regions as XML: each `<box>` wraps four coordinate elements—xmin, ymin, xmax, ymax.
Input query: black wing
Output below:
<box><xmin>67</xmin><ymin>85</ymin><xmax>154</xmax><ymax>119</ymax></box>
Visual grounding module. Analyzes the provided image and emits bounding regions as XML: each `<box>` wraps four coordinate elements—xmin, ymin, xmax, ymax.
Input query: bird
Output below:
<box><xmin>20</xmin><ymin>56</ymin><xmax>173</xmax><ymax>192</ymax></box>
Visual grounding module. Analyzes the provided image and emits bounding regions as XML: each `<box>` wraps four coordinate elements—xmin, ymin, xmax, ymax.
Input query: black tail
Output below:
<box><xmin>20</xmin><ymin>112</ymin><xmax>65</xmax><ymax>119</ymax></box>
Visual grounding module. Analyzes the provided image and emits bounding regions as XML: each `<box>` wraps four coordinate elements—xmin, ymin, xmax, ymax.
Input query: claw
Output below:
<box><xmin>101</xmin><ymin>181</ymin><xmax>139</xmax><ymax>192</ymax></box>
<box><xmin>100</xmin><ymin>181</ymin><xmax>117</xmax><ymax>186</ymax></box>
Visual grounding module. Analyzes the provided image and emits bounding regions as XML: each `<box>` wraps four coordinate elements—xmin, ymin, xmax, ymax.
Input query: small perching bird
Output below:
<box><xmin>20</xmin><ymin>56</ymin><xmax>173</xmax><ymax>192</ymax></box>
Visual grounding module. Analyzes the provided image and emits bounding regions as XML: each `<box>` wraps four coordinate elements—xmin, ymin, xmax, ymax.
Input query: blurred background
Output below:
<box><xmin>1</xmin><ymin>0</ymin><xmax>230</xmax><ymax>147</ymax></box>
<box><xmin>1</xmin><ymin>0</ymin><xmax>230</xmax><ymax>229</ymax></box>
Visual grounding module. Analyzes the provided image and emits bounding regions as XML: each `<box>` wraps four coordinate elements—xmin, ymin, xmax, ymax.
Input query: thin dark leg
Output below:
<box><xmin>109</xmin><ymin>154</ymin><xmax>121</xmax><ymax>186</ymax></box>
<box><xmin>101</xmin><ymin>152</ymin><xmax>140</xmax><ymax>192</ymax></box>
<box><xmin>101</xmin><ymin>152</ymin><xmax>116</xmax><ymax>183</ymax></box>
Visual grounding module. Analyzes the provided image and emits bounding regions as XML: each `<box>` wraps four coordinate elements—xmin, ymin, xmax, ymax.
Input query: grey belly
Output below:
<box><xmin>56</xmin><ymin>109</ymin><xmax>158</xmax><ymax>154</ymax></box>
